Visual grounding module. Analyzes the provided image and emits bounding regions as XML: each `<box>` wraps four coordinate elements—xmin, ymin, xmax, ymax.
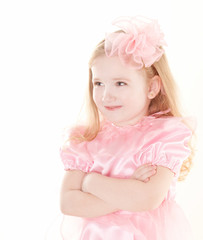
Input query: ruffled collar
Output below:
<box><xmin>100</xmin><ymin>109</ymin><xmax>171</xmax><ymax>132</ymax></box>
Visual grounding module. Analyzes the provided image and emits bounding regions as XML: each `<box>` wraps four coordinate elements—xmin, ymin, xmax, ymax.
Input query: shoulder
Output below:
<box><xmin>150</xmin><ymin>116</ymin><xmax>192</xmax><ymax>133</ymax></box>
<box><xmin>142</xmin><ymin>116</ymin><xmax>193</xmax><ymax>143</ymax></box>
<box><xmin>60</xmin><ymin>124</ymin><xmax>87</xmax><ymax>150</ymax></box>
<box><xmin>143</xmin><ymin>116</ymin><xmax>193</xmax><ymax>143</ymax></box>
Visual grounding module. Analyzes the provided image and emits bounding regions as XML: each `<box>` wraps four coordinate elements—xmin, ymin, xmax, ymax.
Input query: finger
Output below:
<box><xmin>143</xmin><ymin>177</ymin><xmax>150</xmax><ymax>183</ymax></box>
<box><xmin>135</xmin><ymin>163</ymin><xmax>153</xmax><ymax>171</ymax></box>
<box><xmin>133</xmin><ymin>165</ymin><xmax>156</xmax><ymax>179</ymax></box>
<box><xmin>134</xmin><ymin>164</ymin><xmax>156</xmax><ymax>173</ymax></box>
<box><xmin>132</xmin><ymin>168</ymin><xmax>157</xmax><ymax>181</ymax></box>
<box><xmin>140</xmin><ymin>168</ymin><xmax>157</xmax><ymax>181</ymax></box>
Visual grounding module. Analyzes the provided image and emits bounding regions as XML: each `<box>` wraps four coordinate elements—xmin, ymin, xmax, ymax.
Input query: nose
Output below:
<box><xmin>102</xmin><ymin>87</ymin><xmax>116</xmax><ymax>103</ymax></box>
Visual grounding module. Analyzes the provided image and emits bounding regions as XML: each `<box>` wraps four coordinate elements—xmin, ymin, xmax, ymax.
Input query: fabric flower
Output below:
<box><xmin>105</xmin><ymin>16</ymin><xmax>167</xmax><ymax>69</ymax></box>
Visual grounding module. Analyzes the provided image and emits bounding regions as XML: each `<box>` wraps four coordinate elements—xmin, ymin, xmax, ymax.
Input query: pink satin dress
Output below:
<box><xmin>60</xmin><ymin>115</ymin><xmax>193</xmax><ymax>240</ymax></box>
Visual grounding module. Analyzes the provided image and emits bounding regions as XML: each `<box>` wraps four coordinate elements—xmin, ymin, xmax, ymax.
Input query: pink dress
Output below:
<box><xmin>60</xmin><ymin>115</ymin><xmax>193</xmax><ymax>240</ymax></box>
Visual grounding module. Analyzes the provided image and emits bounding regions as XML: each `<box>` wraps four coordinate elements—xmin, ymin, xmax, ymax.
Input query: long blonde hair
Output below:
<box><xmin>67</xmin><ymin>39</ymin><xmax>195</xmax><ymax>181</ymax></box>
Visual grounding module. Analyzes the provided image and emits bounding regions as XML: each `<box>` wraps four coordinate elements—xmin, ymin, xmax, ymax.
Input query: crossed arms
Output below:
<box><xmin>60</xmin><ymin>164</ymin><xmax>174</xmax><ymax>218</ymax></box>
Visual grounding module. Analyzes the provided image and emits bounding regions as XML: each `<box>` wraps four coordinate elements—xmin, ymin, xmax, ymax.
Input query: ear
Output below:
<box><xmin>147</xmin><ymin>75</ymin><xmax>161</xmax><ymax>99</ymax></box>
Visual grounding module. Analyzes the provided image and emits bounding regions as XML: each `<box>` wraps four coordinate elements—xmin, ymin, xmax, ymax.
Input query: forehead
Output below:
<box><xmin>91</xmin><ymin>55</ymin><xmax>146</xmax><ymax>81</ymax></box>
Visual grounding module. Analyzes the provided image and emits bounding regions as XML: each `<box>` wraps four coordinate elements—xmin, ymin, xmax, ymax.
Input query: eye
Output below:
<box><xmin>93</xmin><ymin>82</ymin><xmax>103</xmax><ymax>86</ymax></box>
<box><xmin>116</xmin><ymin>81</ymin><xmax>127</xmax><ymax>86</ymax></box>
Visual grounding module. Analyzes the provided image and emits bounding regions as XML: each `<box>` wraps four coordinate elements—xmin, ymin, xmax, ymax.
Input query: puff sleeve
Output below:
<box><xmin>133</xmin><ymin>118</ymin><xmax>193</xmax><ymax>179</ymax></box>
<box><xmin>59</xmin><ymin>128</ymin><xmax>93</xmax><ymax>173</ymax></box>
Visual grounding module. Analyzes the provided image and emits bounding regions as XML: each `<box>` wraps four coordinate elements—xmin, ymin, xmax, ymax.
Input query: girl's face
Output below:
<box><xmin>91</xmin><ymin>55</ymin><xmax>151</xmax><ymax>127</ymax></box>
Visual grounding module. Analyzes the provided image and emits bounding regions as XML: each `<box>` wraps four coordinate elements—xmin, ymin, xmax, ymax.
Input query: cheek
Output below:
<box><xmin>126</xmin><ymin>88</ymin><xmax>148</xmax><ymax>106</ymax></box>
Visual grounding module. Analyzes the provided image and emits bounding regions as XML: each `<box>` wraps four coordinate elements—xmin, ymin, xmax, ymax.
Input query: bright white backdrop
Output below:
<box><xmin>0</xmin><ymin>0</ymin><xmax>202</xmax><ymax>239</ymax></box>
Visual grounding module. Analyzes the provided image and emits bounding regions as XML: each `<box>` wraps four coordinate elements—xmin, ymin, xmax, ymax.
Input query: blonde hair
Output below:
<box><xmin>67</xmin><ymin>39</ymin><xmax>195</xmax><ymax>181</ymax></box>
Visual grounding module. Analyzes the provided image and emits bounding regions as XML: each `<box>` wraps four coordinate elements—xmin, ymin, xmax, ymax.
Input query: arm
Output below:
<box><xmin>60</xmin><ymin>170</ymin><xmax>119</xmax><ymax>218</ymax></box>
<box><xmin>82</xmin><ymin>166</ymin><xmax>174</xmax><ymax>212</ymax></box>
<box><xmin>60</xmin><ymin>165</ymin><xmax>157</xmax><ymax>218</ymax></box>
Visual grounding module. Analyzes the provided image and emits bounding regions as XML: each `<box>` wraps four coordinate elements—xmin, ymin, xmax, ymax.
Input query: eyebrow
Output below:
<box><xmin>112</xmin><ymin>77</ymin><xmax>131</xmax><ymax>82</ymax></box>
<box><xmin>92</xmin><ymin>77</ymin><xmax>131</xmax><ymax>82</ymax></box>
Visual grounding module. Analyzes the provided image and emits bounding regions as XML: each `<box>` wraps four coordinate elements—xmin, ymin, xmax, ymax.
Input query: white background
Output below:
<box><xmin>0</xmin><ymin>0</ymin><xmax>202</xmax><ymax>239</ymax></box>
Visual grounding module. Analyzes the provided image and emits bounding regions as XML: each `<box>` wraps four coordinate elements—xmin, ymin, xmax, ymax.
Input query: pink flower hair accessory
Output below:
<box><xmin>105</xmin><ymin>16</ymin><xmax>167</xmax><ymax>69</ymax></box>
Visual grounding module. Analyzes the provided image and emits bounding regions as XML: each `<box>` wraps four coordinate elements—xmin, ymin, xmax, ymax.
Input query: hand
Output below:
<box><xmin>130</xmin><ymin>164</ymin><xmax>157</xmax><ymax>183</ymax></box>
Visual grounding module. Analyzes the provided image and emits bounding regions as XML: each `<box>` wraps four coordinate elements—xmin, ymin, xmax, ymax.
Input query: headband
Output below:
<box><xmin>104</xmin><ymin>16</ymin><xmax>167</xmax><ymax>69</ymax></box>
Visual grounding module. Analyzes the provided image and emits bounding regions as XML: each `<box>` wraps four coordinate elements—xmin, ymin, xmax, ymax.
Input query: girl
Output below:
<box><xmin>60</xmin><ymin>16</ymin><xmax>195</xmax><ymax>239</ymax></box>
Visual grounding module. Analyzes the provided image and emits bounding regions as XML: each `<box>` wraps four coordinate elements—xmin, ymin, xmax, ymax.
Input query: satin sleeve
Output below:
<box><xmin>133</xmin><ymin>118</ymin><xmax>193</xmax><ymax>179</ymax></box>
<box><xmin>59</xmin><ymin>127</ymin><xmax>93</xmax><ymax>173</ymax></box>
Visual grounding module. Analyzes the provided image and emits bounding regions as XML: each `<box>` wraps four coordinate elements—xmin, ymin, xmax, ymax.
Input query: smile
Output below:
<box><xmin>105</xmin><ymin>106</ymin><xmax>122</xmax><ymax>111</ymax></box>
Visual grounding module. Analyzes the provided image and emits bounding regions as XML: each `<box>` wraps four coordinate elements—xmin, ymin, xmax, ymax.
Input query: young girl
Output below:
<box><xmin>59</xmin><ymin>16</ymin><xmax>195</xmax><ymax>240</ymax></box>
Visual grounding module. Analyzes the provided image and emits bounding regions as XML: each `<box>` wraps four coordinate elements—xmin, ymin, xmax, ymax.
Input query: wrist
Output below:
<box><xmin>82</xmin><ymin>172</ymin><xmax>98</xmax><ymax>193</ymax></box>
<box><xmin>79</xmin><ymin>172</ymin><xmax>88</xmax><ymax>190</ymax></box>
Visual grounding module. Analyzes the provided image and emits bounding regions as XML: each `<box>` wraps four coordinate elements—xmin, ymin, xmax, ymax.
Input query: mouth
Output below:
<box><xmin>104</xmin><ymin>106</ymin><xmax>122</xmax><ymax>111</ymax></box>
